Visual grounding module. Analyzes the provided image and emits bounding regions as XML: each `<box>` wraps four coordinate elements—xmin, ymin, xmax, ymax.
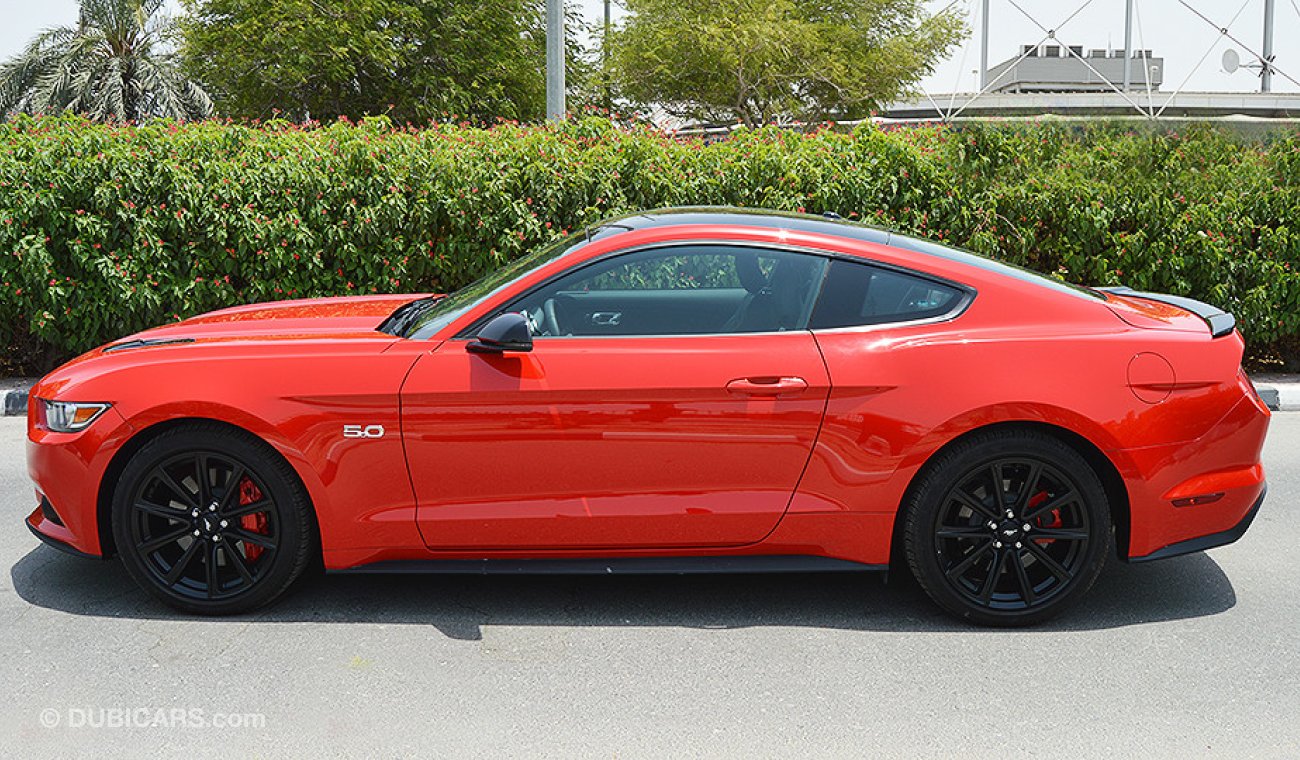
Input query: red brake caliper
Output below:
<box><xmin>237</xmin><ymin>477</ymin><xmax>268</xmax><ymax>562</ymax></box>
<box><xmin>1028</xmin><ymin>491</ymin><xmax>1062</xmax><ymax>545</ymax></box>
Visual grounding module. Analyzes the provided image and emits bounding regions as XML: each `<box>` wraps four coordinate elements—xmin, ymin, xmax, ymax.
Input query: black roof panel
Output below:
<box><xmin>602</xmin><ymin>206</ymin><xmax>892</xmax><ymax>245</ymax></box>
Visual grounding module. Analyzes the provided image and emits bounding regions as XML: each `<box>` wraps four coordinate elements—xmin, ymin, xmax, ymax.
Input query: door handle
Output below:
<box><xmin>726</xmin><ymin>376</ymin><xmax>809</xmax><ymax>396</ymax></box>
<box><xmin>590</xmin><ymin>311</ymin><xmax>622</xmax><ymax>326</ymax></box>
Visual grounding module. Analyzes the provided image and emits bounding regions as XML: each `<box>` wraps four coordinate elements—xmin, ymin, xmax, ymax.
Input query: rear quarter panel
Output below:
<box><xmin>791</xmin><ymin>260</ymin><xmax>1257</xmax><ymax>564</ymax></box>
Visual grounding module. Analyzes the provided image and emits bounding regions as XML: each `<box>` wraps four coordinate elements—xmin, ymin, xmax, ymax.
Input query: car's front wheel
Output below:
<box><xmin>903</xmin><ymin>428</ymin><xmax>1111</xmax><ymax>626</ymax></box>
<box><xmin>111</xmin><ymin>423</ymin><xmax>315</xmax><ymax>614</ymax></box>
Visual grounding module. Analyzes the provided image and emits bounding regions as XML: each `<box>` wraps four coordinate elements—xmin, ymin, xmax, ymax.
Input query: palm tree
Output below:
<box><xmin>0</xmin><ymin>0</ymin><xmax>211</xmax><ymax>122</ymax></box>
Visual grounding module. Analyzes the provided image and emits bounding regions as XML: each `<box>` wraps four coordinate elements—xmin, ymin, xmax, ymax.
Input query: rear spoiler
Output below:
<box><xmin>1098</xmin><ymin>286</ymin><xmax>1236</xmax><ymax>338</ymax></box>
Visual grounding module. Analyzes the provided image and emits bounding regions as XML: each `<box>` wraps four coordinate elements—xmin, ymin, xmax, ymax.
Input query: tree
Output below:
<box><xmin>0</xmin><ymin>0</ymin><xmax>212</xmax><ymax>121</ymax></box>
<box><xmin>181</xmin><ymin>0</ymin><xmax>588</xmax><ymax>123</ymax></box>
<box><xmin>607</xmin><ymin>0</ymin><xmax>966</xmax><ymax>127</ymax></box>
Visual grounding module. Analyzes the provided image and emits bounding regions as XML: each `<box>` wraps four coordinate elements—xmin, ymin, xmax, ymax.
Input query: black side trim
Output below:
<box><xmin>26</xmin><ymin>519</ymin><xmax>102</xmax><ymax>560</ymax></box>
<box><xmin>330</xmin><ymin>555</ymin><xmax>886</xmax><ymax>575</ymax></box>
<box><xmin>1100</xmin><ymin>286</ymin><xmax>1236</xmax><ymax>338</ymax></box>
<box><xmin>1128</xmin><ymin>485</ymin><xmax>1266</xmax><ymax>563</ymax></box>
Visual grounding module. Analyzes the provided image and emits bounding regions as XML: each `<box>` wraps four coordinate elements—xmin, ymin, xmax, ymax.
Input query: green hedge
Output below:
<box><xmin>1</xmin><ymin>115</ymin><xmax>1298</xmax><ymax>372</ymax></box>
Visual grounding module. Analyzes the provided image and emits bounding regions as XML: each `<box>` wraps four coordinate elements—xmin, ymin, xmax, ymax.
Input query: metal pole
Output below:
<box><xmin>546</xmin><ymin>0</ymin><xmax>566</xmax><ymax>120</ymax></box>
<box><xmin>980</xmin><ymin>0</ymin><xmax>990</xmax><ymax>89</ymax></box>
<box><xmin>1122</xmin><ymin>0</ymin><xmax>1133</xmax><ymax>91</ymax></box>
<box><xmin>603</xmin><ymin>0</ymin><xmax>611</xmax><ymax>110</ymax></box>
<box><xmin>1262</xmin><ymin>0</ymin><xmax>1275</xmax><ymax>92</ymax></box>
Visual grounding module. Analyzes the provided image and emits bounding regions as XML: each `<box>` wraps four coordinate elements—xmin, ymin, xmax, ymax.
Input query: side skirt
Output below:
<box><xmin>329</xmin><ymin>555</ymin><xmax>887</xmax><ymax>575</ymax></box>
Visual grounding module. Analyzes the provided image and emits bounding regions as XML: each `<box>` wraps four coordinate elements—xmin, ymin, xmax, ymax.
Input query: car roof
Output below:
<box><xmin>596</xmin><ymin>207</ymin><xmax>892</xmax><ymax>245</ymax></box>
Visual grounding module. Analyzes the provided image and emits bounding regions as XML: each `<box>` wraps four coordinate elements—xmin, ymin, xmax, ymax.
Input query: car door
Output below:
<box><xmin>401</xmin><ymin>244</ymin><xmax>832</xmax><ymax>549</ymax></box>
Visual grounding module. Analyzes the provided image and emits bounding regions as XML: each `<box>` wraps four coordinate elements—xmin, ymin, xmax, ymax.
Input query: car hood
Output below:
<box><xmin>107</xmin><ymin>294</ymin><xmax>429</xmax><ymax>347</ymax></box>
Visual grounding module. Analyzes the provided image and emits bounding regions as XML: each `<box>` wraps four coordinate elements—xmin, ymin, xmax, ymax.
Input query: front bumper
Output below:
<box><xmin>25</xmin><ymin>404</ymin><xmax>133</xmax><ymax>558</ymax></box>
<box><xmin>1129</xmin><ymin>484</ymin><xmax>1266</xmax><ymax>563</ymax></box>
<box><xmin>25</xmin><ymin>506</ymin><xmax>102</xmax><ymax>560</ymax></box>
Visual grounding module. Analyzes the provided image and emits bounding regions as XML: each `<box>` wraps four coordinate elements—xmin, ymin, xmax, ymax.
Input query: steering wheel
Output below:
<box><xmin>544</xmin><ymin>297</ymin><xmax>565</xmax><ymax>336</ymax></box>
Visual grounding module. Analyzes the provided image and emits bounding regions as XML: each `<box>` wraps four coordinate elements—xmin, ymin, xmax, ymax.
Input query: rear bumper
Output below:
<box><xmin>1129</xmin><ymin>484</ymin><xmax>1266</xmax><ymax>563</ymax></box>
<box><xmin>1121</xmin><ymin>377</ymin><xmax>1270</xmax><ymax>560</ymax></box>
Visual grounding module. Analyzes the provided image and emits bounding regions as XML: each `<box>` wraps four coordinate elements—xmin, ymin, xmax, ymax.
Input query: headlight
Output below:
<box><xmin>39</xmin><ymin>400</ymin><xmax>111</xmax><ymax>433</ymax></box>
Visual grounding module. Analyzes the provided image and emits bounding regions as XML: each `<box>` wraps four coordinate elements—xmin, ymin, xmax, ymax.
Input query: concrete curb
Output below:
<box><xmin>1250</xmin><ymin>373</ymin><xmax>1300</xmax><ymax>412</ymax></box>
<box><xmin>1254</xmin><ymin>383</ymin><xmax>1300</xmax><ymax>412</ymax></box>
<box><xmin>2</xmin><ymin>380</ymin><xmax>33</xmax><ymax>416</ymax></box>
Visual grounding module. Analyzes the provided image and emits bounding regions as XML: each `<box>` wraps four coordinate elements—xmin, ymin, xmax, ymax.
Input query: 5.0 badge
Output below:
<box><xmin>343</xmin><ymin>424</ymin><xmax>385</xmax><ymax>439</ymax></box>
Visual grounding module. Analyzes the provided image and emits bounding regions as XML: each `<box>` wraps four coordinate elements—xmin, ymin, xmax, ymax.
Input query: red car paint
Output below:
<box><xmin>25</xmin><ymin>210</ymin><xmax>1269</xmax><ymax>572</ymax></box>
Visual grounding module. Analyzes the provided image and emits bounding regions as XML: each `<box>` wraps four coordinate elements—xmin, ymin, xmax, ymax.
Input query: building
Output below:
<box><xmin>986</xmin><ymin>45</ymin><xmax>1164</xmax><ymax>93</ymax></box>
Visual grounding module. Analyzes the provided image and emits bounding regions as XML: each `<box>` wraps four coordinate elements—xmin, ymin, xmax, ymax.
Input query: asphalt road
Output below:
<box><xmin>2</xmin><ymin>414</ymin><xmax>1298</xmax><ymax>759</ymax></box>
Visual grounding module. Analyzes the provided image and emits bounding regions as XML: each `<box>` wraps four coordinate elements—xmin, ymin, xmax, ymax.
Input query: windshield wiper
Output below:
<box><xmin>377</xmin><ymin>295</ymin><xmax>445</xmax><ymax>337</ymax></box>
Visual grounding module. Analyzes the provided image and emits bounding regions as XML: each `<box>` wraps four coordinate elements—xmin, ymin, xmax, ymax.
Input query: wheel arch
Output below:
<box><xmin>95</xmin><ymin>416</ymin><xmax>324</xmax><ymax>562</ymax></box>
<box><xmin>889</xmin><ymin>419</ymin><xmax>1132</xmax><ymax>569</ymax></box>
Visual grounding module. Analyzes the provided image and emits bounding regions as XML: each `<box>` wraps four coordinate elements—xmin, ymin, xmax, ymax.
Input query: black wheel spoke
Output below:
<box><xmin>1010</xmin><ymin>549</ymin><xmax>1036</xmax><ymax>605</ymax></box>
<box><xmin>163</xmin><ymin>540</ymin><xmax>202</xmax><ymax>585</ymax></box>
<box><xmin>134</xmin><ymin>500</ymin><xmax>186</xmax><ymax>521</ymax></box>
<box><xmin>196</xmin><ymin>454</ymin><xmax>212</xmax><ymax>507</ymax></box>
<box><xmin>945</xmin><ymin>539</ymin><xmax>993</xmax><ymax>581</ymax></box>
<box><xmin>1024</xmin><ymin>540</ymin><xmax>1072</xmax><ymax>582</ymax></box>
<box><xmin>156</xmin><ymin>470</ymin><xmax>198</xmax><ymax>510</ymax></box>
<box><xmin>1024</xmin><ymin>490</ymin><xmax>1077</xmax><ymax>522</ymax></box>
<box><xmin>988</xmin><ymin>463</ymin><xmax>1005</xmax><ymax>507</ymax></box>
<box><xmin>222</xmin><ymin>499</ymin><xmax>272</xmax><ymax>520</ymax></box>
<box><xmin>936</xmin><ymin>526</ymin><xmax>988</xmax><ymax>540</ymax></box>
<box><xmin>1014</xmin><ymin>462</ymin><xmax>1043</xmax><ymax>515</ymax></box>
<box><xmin>952</xmin><ymin>490</ymin><xmax>999</xmax><ymax>521</ymax></box>
<box><xmin>979</xmin><ymin>548</ymin><xmax>1007</xmax><ymax>602</ymax></box>
<box><xmin>217</xmin><ymin>465</ymin><xmax>246</xmax><ymax>514</ymax></box>
<box><xmin>204</xmin><ymin>541</ymin><xmax>220</xmax><ymax>598</ymax></box>
<box><xmin>137</xmin><ymin>526</ymin><xmax>192</xmax><ymax>554</ymax></box>
<box><xmin>224</xmin><ymin>544</ymin><xmax>255</xmax><ymax>585</ymax></box>
<box><xmin>1032</xmin><ymin>528</ymin><xmax>1089</xmax><ymax>541</ymax></box>
<box><xmin>230</xmin><ymin>528</ymin><xmax>275</xmax><ymax>549</ymax></box>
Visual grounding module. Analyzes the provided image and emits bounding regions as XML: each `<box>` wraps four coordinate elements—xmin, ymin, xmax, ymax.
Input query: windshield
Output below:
<box><xmin>396</xmin><ymin>231</ymin><xmax>589</xmax><ymax>339</ymax></box>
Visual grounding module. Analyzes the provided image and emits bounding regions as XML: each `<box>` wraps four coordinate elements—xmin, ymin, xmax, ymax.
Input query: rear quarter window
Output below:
<box><xmin>810</xmin><ymin>259</ymin><xmax>966</xmax><ymax>329</ymax></box>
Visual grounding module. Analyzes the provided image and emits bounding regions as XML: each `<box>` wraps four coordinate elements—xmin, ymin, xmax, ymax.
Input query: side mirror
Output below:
<box><xmin>467</xmin><ymin>312</ymin><xmax>533</xmax><ymax>354</ymax></box>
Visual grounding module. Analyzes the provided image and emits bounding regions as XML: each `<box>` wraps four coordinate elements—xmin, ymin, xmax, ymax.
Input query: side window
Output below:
<box><xmin>504</xmin><ymin>245</ymin><xmax>827</xmax><ymax>337</ymax></box>
<box><xmin>809</xmin><ymin>259</ymin><xmax>965</xmax><ymax>329</ymax></box>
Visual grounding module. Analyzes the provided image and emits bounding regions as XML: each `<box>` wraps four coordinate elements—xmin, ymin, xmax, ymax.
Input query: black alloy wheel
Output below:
<box><xmin>904</xmin><ymin>429</ymin><xmax>1110</xmax><ymax>626</ymax></box>
<box><xmin>113</xmin><ymin>423</ymin><xmax>315</xmax><ymax>614</ymax></box>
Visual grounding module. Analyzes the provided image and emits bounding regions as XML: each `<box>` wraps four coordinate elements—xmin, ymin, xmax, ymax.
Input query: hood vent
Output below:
<box><xmin>102</xmin><ymin>337</ymin><xmax>196</xmax><ymax>353</ymax></box>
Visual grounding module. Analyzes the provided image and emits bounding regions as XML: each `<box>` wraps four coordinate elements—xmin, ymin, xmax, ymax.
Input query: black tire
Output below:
<box><xmin>903</xmin><ymin>428</ymin><xmax>1111</xmax><ymax>627</ymax></box>
<box><xmin>111</xmin><ymin>422</ymin><xmax>316</xmax><ymax>615</ymax></box>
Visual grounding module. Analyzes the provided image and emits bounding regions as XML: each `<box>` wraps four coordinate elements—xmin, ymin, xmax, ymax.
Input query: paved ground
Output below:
<box><xmin>1</xmin><ymin>415</ymin><xmax>1298</xmax><ymax>759</ymax></box>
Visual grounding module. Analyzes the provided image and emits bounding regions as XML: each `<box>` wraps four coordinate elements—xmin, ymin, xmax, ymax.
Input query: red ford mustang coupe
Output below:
<box><xmin>25</xmin><ymin>208</ymin><xmax>1269</xmax><ymax>625</ymax></box>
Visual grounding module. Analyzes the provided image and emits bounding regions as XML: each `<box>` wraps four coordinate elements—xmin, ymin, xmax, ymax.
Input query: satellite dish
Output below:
<box><xmin>1222</xmin><ymin>48</ymin><xmax>1241</xmax><ymax>74</ymax></box>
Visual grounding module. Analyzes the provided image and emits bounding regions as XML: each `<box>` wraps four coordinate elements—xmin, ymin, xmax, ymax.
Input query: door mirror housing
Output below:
<box><xmin>467</xmin><ymin>312</ymin><xmax>533</xmax><ymax>354</ymax></box>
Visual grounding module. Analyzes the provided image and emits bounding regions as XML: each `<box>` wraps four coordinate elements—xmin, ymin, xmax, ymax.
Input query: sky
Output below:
<box><xmin>1</xmin><ymin>0</ymin><xmax>1295</xmax><ymax>100</ymax></box>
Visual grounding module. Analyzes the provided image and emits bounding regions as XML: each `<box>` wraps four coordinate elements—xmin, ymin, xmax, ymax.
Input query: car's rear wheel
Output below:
<box><xmin>111</xmin><ymin>423</ymin><xmax>315</xmax><ymax>614</ymax></box>
<box><xmin>903</xmin><ymin>429</ymin><xmax>1111</xmax><ymax>626</ymax></box>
